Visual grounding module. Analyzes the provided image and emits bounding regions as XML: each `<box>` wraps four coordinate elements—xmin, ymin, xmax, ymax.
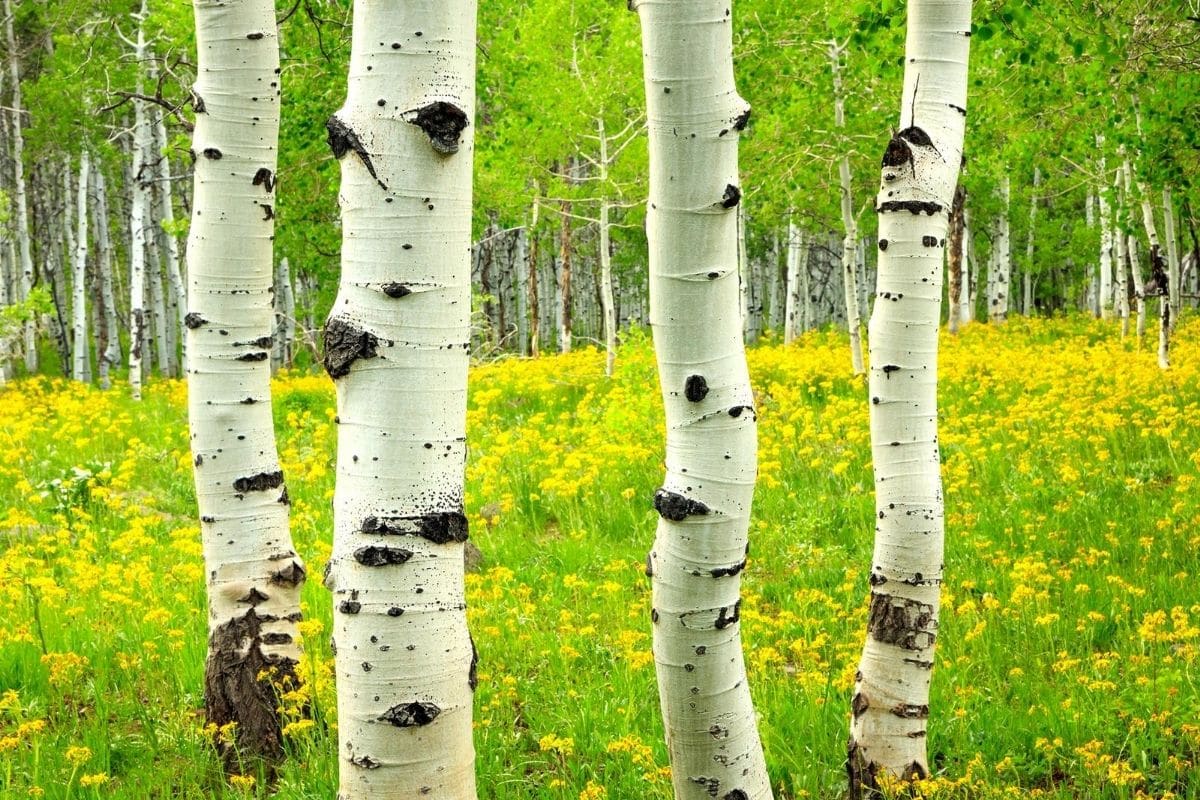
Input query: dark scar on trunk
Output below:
<box><xmin>684</xmin><ymin>374</ymin><xmax>709</xmax><ymax>402</ymax></box>
<box><xmin>407</xmin><ymin>102</ymin><xmax>469</xmax><ymax>155</ymax></box>
<box><xmin>253</xmin><ymin>168</ymin><xmax>275</xmax><ymax>192</ymax></box>
<box><xmin>233</xmin><ymin>471</ymin><xmax>285</xmax><ymax>493</ymax></box>
<box><xmin>378</xmin><ymin>701</ymin><xmax>441</xmax><ymax>727</ymax></box>
<box><xmin>184</xmin><ymin>312</ymin><xmax>207</xmax><ymax>329</ymax></box>
<box><xmin>361</xmin><ymin>512</ymin><xmax>469</xmax><ymax>544</ymax></box>
<box><xmin>878</xmin><ymin>200</ymin><xmax>943</xmax><ymax>216</ymax></box>
<box><xmin>867</xmin><ymin>593</ymin><xmax>936</xmax><ymax>651</ymax></box>
<box><xmin>323</xmin><ymin>316</ymin><xmax>380</xmax><ymax>379</ymax></box>
<box><xmin>468</xmin><ymin>635</ymin><xmax>479</xmax><ymax>691</ymax></box>
<box><xmin>326</xmin><ymin>114</ymin><xmax>387</xmax><ymax>190</ymax></box>
<box><xmin>710</xmin><ymin>559</ymin><xmax>746</xmax><ymax>578</ymax></box>
<box><xmin>715</xmin><ymin>599</ymin><xmax>741</xmax><ymax>629</ymax></box>
<box><xmin>721</xmin><ymin>184</ymin><xmax>742</xmax><ymax>208</ymax></box>
<box><xmin>653</xmin><ymin>489</ymin><xmax>710</xmax><ymax>521</ymax></box>
<box><xmin>353</xmin><ymin>546</ymin><xmax>414</xmax><ymax>567</ymax></box>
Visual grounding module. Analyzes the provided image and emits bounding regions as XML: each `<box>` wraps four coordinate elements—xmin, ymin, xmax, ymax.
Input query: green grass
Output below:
<box><xmin>1</xmin><ymin>314</ymin><xmax>1198</xmax><ymax>799</ymax></box>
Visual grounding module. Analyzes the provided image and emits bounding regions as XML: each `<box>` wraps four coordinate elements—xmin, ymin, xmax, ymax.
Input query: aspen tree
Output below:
<box><xmin>947</xmin><ymin>184</ymin><xmax>965</xmax><ymax>334</ymax></box>
<box><xmin>91</xmin><ymin>164</ymin><xmax>121</xmax><ymax>388</ymax></box>
<box><xmin>829</xmin><ymin>40</ymin><xmax>864</xmax><ymax>373</ymax></box>
<box><xmin>1098</xmin><ymin>159</ymin><xmax>1114</xmax><ymax>320</ymax></box>
<box><xmin>848</xmin><ymin>0</ymin><xmax>971</xmax><ymax>794</ymax></box>
<box><xmin>632</xmin><ymin>1</ymin><xmax>771</xmax><ymax>798</ymax></box>
<box><xmin>1163</xmin><ymin>187</ymin><xmax>1179</xmax><ymax>330</ymax></box>
<box><xmin>322</xmin><ymin>0</ymin><xmax>478</xmax><ymax>796</ymax></box>
<box><xmin>988</xmin><ymin>174</ymin><xmax>1010</xmax><ymax>323</ymax></box>
<box><xmin>4</xmin><ymin>0</ymin><xmax>36</xmax><ymax>373</ymax></box>
<box><xmin>71</xmin><ymin>152</ymin><xmax>90</xmax><ymax>382</ymax></box>
<box><xmin>186</xmin><ymin>0</ymin><xmax>305</xmax><ymax>767</ymax></box>
<box><xmin>126</xmin><ymin>4</ymin><xmax>150</xmax><ymax>399</ymax></box>
<box><xmin>784</xmin><ymin>221</ymin><xmax>803</xmax><ymax>343</ymax></box>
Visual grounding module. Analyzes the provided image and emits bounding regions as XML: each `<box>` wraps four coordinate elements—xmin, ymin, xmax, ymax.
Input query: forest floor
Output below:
<box><xmin>0</xmin><ymin>315</ymin><xmax>1198</xmax><ymax>800</ymax></box>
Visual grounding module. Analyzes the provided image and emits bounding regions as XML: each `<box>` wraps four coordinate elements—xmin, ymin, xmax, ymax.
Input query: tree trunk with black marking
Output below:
<box><xmin>947</xmin><ymin>183</ymin><xmax>965</xmax><ymax>334</ymax></box>
<box><xmin>127</xmin><ymin>6</ymin><xmax>150</xmax><ymax>399</ymax></box>
<box><xmin>830</xmin><ymin>41</ymin><xmax>865</xmax><ymax>373</ymax></box>
<box><xmin>322</xmin><ymin>1</ymin><xmax>479</xmax><ymax>796</ymax></box>
<box><xmin>186</xmin><ymin>0</ymin><xmax>305</xmax><ymax>771</ymax></box>
<box><xmin>849</xmin><ymin>1</ymin><xmax>970</xmax><ymax>795</ymax></box>
<box><xmin>72</xmin><ymin>152</ymin><xmax>91</xmax><ymax>382</ymax></box>
<box><xmin>633</xmin><ymin>1</ymin><xmax>771</xmax><ymax>799</ymax></box>
<box><xmin>4</xmin><ymin>0</ymin><xmax>36</xmax><ymax>374</ymax></box>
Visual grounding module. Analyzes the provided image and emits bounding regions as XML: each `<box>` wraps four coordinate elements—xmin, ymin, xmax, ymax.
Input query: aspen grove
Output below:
<box><xmin>1</xmin><ymin>1</ymin><xmax>1200</xmax><ymax>799</ymax></box>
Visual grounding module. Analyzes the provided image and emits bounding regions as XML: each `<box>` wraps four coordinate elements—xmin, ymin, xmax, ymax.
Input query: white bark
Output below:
<box><xmin>1023</xmin><ymin>167</ymin><xmax>1039</xmax><ymax>315</ymax></box>
<box><xmin>1133</xmin><ymin>177</ymin><xmax>1169</xmax><ymax>368</ymax></box>
<box><xmin>187</xmin><ymin>0</ymin><xmax>306</xmax><ymax>767</ymax></box>
<box><xmin>72</xmin><ymin>152</ymin><xmax>91</xmax><ymax>382</ymax></box>
<box><xmin>324</xmin><ymin>1</ymin><xmax>478</xmax><ymax>797</ymax></box>
<box><xmin>1098</xmin><ymin>161</ymin><xmax>1114</xmax><ymax>320</ymax></box>
<box><xmin>152</xmin><ymin>108</ymin><xmax>186</xmax><ymax>375</ymax></box>
<box><xmin>127</xmin><ymin>11</ymin><xmax>150</xmax><ymax>399</ymax></box>
<box><xmin>849</xmin><ymin>1</ymin><xmax>970</xmax><ymax>793</ymax></box>
<box><xmin>784</xmin><ymin>221</ymin><xmax>803</xmax><ymax>343</ymax></box>
<box><xmin>988</xmin><ymin>174</ymin><xmax>1010</xmax><ymax>323</ymax></box>
<box><xmin>634</xmin><ymin>2</ymin><xmax>771</xmax><ymax>799</ymax></box>
<box><xmin>961</xmin><ymin>203</ymin><xmax>972</xmax><ymax>322</ymax></box>
<box><xmin>91</xmin><ymin>164</ymin><xmax>121</xmax><ymax>388</ymax></box>
<box><xmin>1163</xmin><ymin>186</ymin><xmax>1179</xmax><ymax>330</ymax></box>
<box><xmin>598</xmin><ymin>119</ymin><xmax>617</xmax><ymax>376</ymax></box>
<box><xmin>4</xmin><ymin>0</ymin><xmax>36</xmax><ymax>373</ymax></box>
<box><xmin>738</xmin><ymin>204</ymin><xmax>750</xmax><ymax>341</ymax></box>
<box><xmin>830</xmin><ymin>41</ymin><xmax>864</xmax><ymax>374</ymax></box>
<box><xmin>1114</xmin><ymin>173</ymin><xmax>1130</xmax><ymax>336</ymax></box>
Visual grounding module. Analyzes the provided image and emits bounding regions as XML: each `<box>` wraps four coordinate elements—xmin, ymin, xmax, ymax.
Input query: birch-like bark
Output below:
<box><xmin>278</xmin><ymin>257</ymin><xmax>296</xmax><ymax>368</ymax></box>
<box><xmin>633</xmin><ymin>2</ymin><xmax>771</xmax><ymax>798</ymax></box>
<box><xmin>738</xmin><ymin>203</ymin><xmax>751</xmax><ymax>341</ymax></box>
<box><xmin>559</xmin><ymin>197</ymin><xmax>573</xmax><ymax>353</ymax></box>
<box><xmin>784</xmin><ymin>221</ymin><xmax>802</xmax><ymax>343</ymax></box>
<box><xmin>830</xmin><ymin>41</ymin><xmax>864</xmax><ymax>373</ymax></box>
<box><xmin>960</xmin><ymin>202</ymin><xmax>972</xmax><ymax>322</ymax></box>
<box><xmin>1114</xmin><ymin>174</ymin><xmax>1130</xmax><ymax>337</ymax></box>
<box><xmin>947</xmin><ymin>184</ymin><xmax>965</xmax><ymax>334</ymax></box>
<box><xmin>598</xmin><ymin>119</ymin><xmax>617</xmax><ymax>376</ymax></box>
<box><xmin>152</xmin><ymin>107</ymin><xmax>186</xmax><ymax>375</ymax></box>
<box><xmin>1120</xmin><ymin>159</ymin><xmax>1147</xmax><ymax>340</ymax></box>
<box><xmin>91</xmin><ymin>164</ymin><xmax>121</xmax><ymax>387</ymax></box>
<box><xmin>988</xmin><ymin>175</ymin><xmax>1010</xmax><ymax>323</ymax></box>
<box><xmin>72</xmin><ymin>152</ymin><xmax>91</xmax><ymax>382</ymax></box>
<box><xmin>127</xmin><ymin>10</ymin><xmax>150</xmax><ymax>399</ymax></box>
<box><xmin>1163</xmin><ymin>186</ymin><xmax>1179</xmax><ymax>330</ymax></box>
<box><xmin>1023</xmin><ymin>168</ymin><xmax>1039</xmax><ymax>315</ymax></box>
<box><xmin>187</xmin><ymin>0</ymin><xmax>306</xmax><ymax>769</ymax></box>
<box><xmin>1134</xmin><ymin>181</ymin><xmax>1170</xmax><ymax>367</ymax></box>
<box><xmin>323</xmin><ymin>1</ymin><xmax>478</xmax><ymax>796</ymax></box>
<box><xmin>528</xmin><ymin>199</ymin><xmax>540</xmax><ymax>357</ymax></box>
<box><xmin>1098</xmin><ymin>161</ymin><xmax>1114</xmax><ymax>320</ymax></box>
<box><xmin>849</xmin><ymin>1</ymin><xmax>970</xmax><ymax>794</ymax></box>
<box><xmin>4</xmin><ymin>0</ymin><xmax>36</xmax><ymax>373</ymax></box>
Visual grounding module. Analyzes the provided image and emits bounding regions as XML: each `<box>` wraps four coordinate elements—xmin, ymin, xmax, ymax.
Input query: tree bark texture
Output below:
<box><xmin>323</xmin><ymin>0</ymin><xmax>479</xmax><ymax>796</ymax></box>
<box><xmin>633</xmin><ymin>1</ymin><xmax>772</xmax><ymax>798</ymax></box>
<box><xmin>849</xmin><ymin>1</ymin><xmax>970</xmax><ymax>795</ymax></box>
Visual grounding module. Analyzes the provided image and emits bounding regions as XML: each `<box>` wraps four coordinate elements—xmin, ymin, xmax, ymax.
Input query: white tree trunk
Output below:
<box><xmin>738</xmin><ymin>204</ymin><xmax>751</xmax><ymax>341</ymax></box>
<box><xmin>1023</xmin><ymin>167</ymin><xmax>1039</xmax><ymax>315</ymax></box>
<box><xmin>5</xmin><ymin>0</ymin><xmax>37</xmax><ymax>374</ymax></box>
<box><xmin>187</xmin><ymin>0</ymin><xmax>306</xmax><ymax>767</ymax></box>
<box><xmin>152</xmin><ymin>108</ymin><xmax>187</xmax><ymax>375</ymax></box>
<box><xmin>1134</xmin><ymin>179</ymin><xmax>1169</xmax><ymax>368</ymax></box>
<box><xmin>988</xmin><ymin>174</ymin><xmax>1010</xmax><ymax>323</ymax></box>
<box><xmin>784</xmin><ymin>221</ymin><xmax>803</xmax><ymax>343</ymax></box>
<box><xmin>323</xmin><ymin>1</ymin><xmax>478</xmax><ymax>797</ymax></box>
<box><xmin>830</xmin><ymin>42</ymin><xmax>865</xmax><ymax>374</ymax></box>
<box><xmin>127</xmin><ymin>12</ymin><xmax>151</xmax><ymax>399</ymax></box>
<box><xmin>961</xmin><ymin>203</ymin><xmax>973</xmax><ymax>322</ymax></box>
<box><xmin>1098</xmin><ymin>161</ymin><xmax>1114</xmax><ymax>320</ymax></box>
<box><xmin>1163</xmin><ymin>186</ymin><xmax>1179</xmax><ymax>330</ymax></box>
<box><xmin>848</xmin><ymin>1</ymin><xmax>970</xmax><ymax>794</ymax></box>
<box><xmin>633</xmin><ymin>2</ymin><xmax>771</xmax><ymax>799</ymax></box>
<box><xmin>72</xmin><ymin>152</ymin><xmax>91</xmax><ymax>382</ymax></box>
<box><xmin>597</xmin><ymin>119</ymin><xmax>617</xmax><ymax>376</ymax></box>
<box><xmin>91</xmin><ymin>164</ymin><xmax>121</xmax><ymax>388</ymax></box>
<box><xmin>1114</xmin><ymin>173</ymin><xmax>1130</xmax><ymax>337</ymax></box>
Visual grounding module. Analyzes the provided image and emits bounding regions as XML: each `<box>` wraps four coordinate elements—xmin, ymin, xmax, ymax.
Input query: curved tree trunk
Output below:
<box><xmin>187</xmin><ymin>0</ymin><xmax>305</xmax><ymax>770</ymax></box>
<box><xmin>848</xmin><ymin>1</ymin><xmax>971</xmax><ymax>795</ymax></box>
<box><xmin>323</xmin><ymin>1</ymin><xmax>478</xmax><ymax>796</ymax></box>
<box><xmin>633</xmin><ymin>1</ymin><xmax>772</xmax><ymax>799</ymax></box>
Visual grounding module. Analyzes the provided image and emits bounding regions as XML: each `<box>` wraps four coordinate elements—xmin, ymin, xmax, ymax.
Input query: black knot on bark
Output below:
<box><xmin>382</xmin><ymin>283</ymin><xmax>412</xmax><ymax>298</ymax></box>
<box><xmin>326</xmin><ymin>114</ymin><xmax>387</xmax><ymax>189</ymax></box>
<box><xmin>408</xmin><ymin>101</ymin><xmax>469</xmax><ymax>155</ymax></box>
<box><xmin>353</xmin><ymin>546</ymin><xmax>414</xmax><ymax>567</ymax></box>
<box><xmin>653</xmin><ymin>489</ymin><xmax>710</xmax><ymax>521</ymax></box>
<box><xmin>323</xmin><ymin>316</ymin><xmax>380</xmax><ymax>379</ymax></box>
<box><xmin>183</xmin><ymin>312</ymin><xmax>207</xmax><ymax>329</ymax></box>
<box><xmin>378</xmin><ymin>701</ymin><xmax>441</xmax><ymax>727</ymax></box>
<box><xmin>253</xmin><ymin>168</ymin><xmax>275</xmax><ymax>192</ymax></box>
<box><xmin>203</xmin><ymin>148</ymin><xmax>223</xmax><ymax>160</ymax></box>
<box><xmin>732</xmin><ymin>107</ymin><xmax>751</xmax><ymax>131</ymax></box>
<box><xmin>233</xmin><ymin>471</ymin><xmax>285</xmax><ymax>493</ymax></box>
<box><xmin>898</xmin><ymin>125</ymin><xmax>933</xmax><ymax>147</ymax></box>
<box><xmin>721</xmin><ymin>184</ymin><xmax>742</xmax><ymax>209</ymax></box>
<box><xmin>882</xmin><ymin>137</ymin><xmax>911</xmax><ymax>167</ymax></box>
<box><xmin>684</xmin><ymin>374</ymin><xmax>709</xmax><ymax>402</ymax></box>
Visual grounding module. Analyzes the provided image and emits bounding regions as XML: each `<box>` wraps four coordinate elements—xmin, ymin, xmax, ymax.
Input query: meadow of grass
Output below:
<box><xmin>0</xmin><ymin>315</ymin><xmax>1198</xmax><ymax>799</ymax></box>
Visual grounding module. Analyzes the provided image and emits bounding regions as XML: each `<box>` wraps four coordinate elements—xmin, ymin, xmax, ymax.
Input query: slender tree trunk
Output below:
<box><xmin>848</xmin><ymin>1</ymin><xmax>970</xmax><ymax>795</ymax></box>
<box><xmin>46</xmin><ymin>173</ymin><xmax>72</xmax><ymax>374</ymax></box>
<box><xmin>72</xmin><ymin>152</ymin><xmax>91</xmax><ymax>382</ymax></box>
<box><xmin>127</xmin><ymin>12</ymin><xmax>150</xmax><ymax>399</ymax></box>
<box><xmin>633</xmin><ymin>2</ymin><xmax>771</xmax><ymax>798</ymax></box>
<box><xmin>279</xmin><ymin>257</ymin><xmax>296</xmax><ymax>368</ymax></box>
<box><xmin>322</xmin><ymin>1</ymin><xmax>478</xmax><ymax>796</ymax></box>
<box><xmin>1023</xmin><ymin>167</ymin><xmax>1039</xmax><ymax>315</ymax></box>
<box><xmin>187</xmin><ymin>0</ymin><xmax>306</xmax><ymax>770</ymax></box>
<box><xmin>92</xmin><ymin>164</ymin><xmax>120</xmax><ymax>387</ymax></box>
<box><xmin>988</xmin><ymin>175</ymin><xmax>1010</xmax><ymax>323</ymax></box>
<box><xmin>961</xmin><ymin>202</ymin><xmax>973</xmax><ymax>323</ymax></box>
<box><xmin>597</xmin><ymin>119</ymin><xmax>617</xmax><ymax>375</ymax></box>
<box><xmin>784</xmin><ymin>221</ymin><xmax>802</xmax><ymax>343</ymax></box>
<box><xmin>1163</xmin><ymin>186</ymin><xmax>1179</xmax><ymax>330</ymax></box>
<box><xmin>1134</xmin><ymin>181</ymin><xmax>1170</xmax><ymax>367</ymax></box>
<box><xmin>153</xmin><ymin>108</ymin><xmax>186</xmax><ymax>375</ymax></box>
<box><xmin>1114</xmin><ymin>173</ymin><xmax>1130</xmax><ymax>337</ymax></box>
<box><xmin>5</xmin><ymin>0</ymin><xmax>36</xmax><ymax>373</ymax></box>
<box><xmin>947</xmin><ymin>184</ymin><xmax>965</xmax><ymax>334</ymax></box>
<box><xmin>528</xmin><ymin>199</ymin><xmax>540</xmax><ymax>357</ymax></box>
<box><xmin>830</xmin><ymin>42</ymin><xmax>864</xmax><ymax>373</ymax></box>
<box><xmin>1098</xmin><ymin>160</ymin><xmax>1114</xmax><ymax>320</ymax></box>
<box><xmin>559</xmin><ymin>195</ymin><xmax>573</xmax><ymax>353</ymax></box>
<box><xmin>738</xmin><ymin>203</ymin><xmax>751</xmax><ymax>342</ymax></box>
